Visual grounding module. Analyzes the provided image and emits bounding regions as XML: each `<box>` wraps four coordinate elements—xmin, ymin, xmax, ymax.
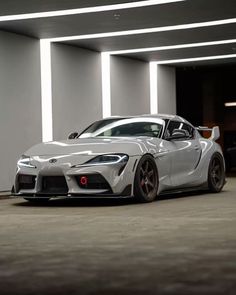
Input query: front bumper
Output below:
<box><xmin>14</xmin><ymin>155</ymin><xmax>139</xmax><ymax>197</ymax></box>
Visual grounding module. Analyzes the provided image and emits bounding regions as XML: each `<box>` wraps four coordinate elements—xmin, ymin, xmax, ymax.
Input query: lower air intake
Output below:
<box><xmin>41</xmin><ymin>176</ymin><xmax>68</xmax><ymax>194</ymax></box>
<box><xmin>18</xmin><ymin>175</ymin><xmax>36</xmax><ymax>190</ymax></box>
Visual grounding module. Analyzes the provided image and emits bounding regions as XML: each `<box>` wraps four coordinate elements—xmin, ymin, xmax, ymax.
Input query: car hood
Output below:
<box><xmin>25</xmin><ymin>137</ymin><xmax>162</xmax><ymax>157</ymax></box>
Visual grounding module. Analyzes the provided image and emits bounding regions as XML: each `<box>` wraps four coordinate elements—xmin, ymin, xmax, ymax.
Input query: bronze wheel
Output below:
<box><xmin>134</xmin><ymin>155</ymin><xmax>158</xmax><ymax>202</ymax></box>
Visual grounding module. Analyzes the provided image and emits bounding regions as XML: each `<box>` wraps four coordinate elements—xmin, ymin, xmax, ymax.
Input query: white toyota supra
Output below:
<box><xmin>13</xmin><ymin>114</ymin><xmax>226</xmax><ymax>202</ymax></box>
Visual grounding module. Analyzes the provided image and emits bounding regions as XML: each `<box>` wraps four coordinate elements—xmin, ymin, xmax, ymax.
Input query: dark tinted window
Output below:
<box><xmin>79</xmin><ymin>118</ymin><xmax>126</xmax><ymax>136</ymax></box>
<box><xmin>165</xmin><ymin>121</ymin><xmax>194</xmax><ymax>139</ymax></box>
<box><xmin>79</xmin><ymin>118</ymin><xmax>163</xmax><ymax>138</ymax></box>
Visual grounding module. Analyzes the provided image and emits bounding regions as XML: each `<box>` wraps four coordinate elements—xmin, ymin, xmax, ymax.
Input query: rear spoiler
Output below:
<box><xmin>196</xmin><ymin>126</ymin><xmax>220</xmax><ymax>141</ymax></box>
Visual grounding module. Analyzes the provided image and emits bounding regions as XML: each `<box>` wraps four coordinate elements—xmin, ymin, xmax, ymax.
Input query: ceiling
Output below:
<box><xmin>0</xmin><ymin>0</ymin><xmax>138</xmax><ymax>15</ymax></box>
<box><xmin>0</xmin><ymin>0</ymin><xmax>236</xmax><ymax>66</ymax></box>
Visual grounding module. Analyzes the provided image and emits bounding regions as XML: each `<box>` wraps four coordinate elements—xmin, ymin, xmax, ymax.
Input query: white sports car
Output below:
<box><xmin>14</xmin><ymin>114</ymin><xmax>226</xmax><ymax>202</ymax></box>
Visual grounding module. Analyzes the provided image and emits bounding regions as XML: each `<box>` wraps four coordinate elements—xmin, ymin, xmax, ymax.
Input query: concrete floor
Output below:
<box><xmin>0</xmin><ymin>178</ymin><xmax>236</xmax><ymax>295</ymax></box>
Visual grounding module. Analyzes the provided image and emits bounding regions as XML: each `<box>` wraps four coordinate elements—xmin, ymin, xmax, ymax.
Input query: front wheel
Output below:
<box><xmin>133</xmin><ymin>155</ymin><xmax>159</xmax><ymax>202</ymax></box>
<box><xmin>208</xmin><ymin>153</ymin><xmax>225</xmax><ymax>193</ymax></box>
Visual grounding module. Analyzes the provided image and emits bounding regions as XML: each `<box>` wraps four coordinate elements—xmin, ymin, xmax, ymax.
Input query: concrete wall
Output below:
<box><xmin>157</xmin><ymin>65</ymin><xmax>176</xmax><ymax>115</ymax></box>
<box><xmin>0</xmin><ymin>30</ymin><xmax>41</xmax><ymax>191</ymax></box>
<box><xmin>51</xmin><ymin>43</ymin><xmax>103</xmax><ymax>140</ymax></box>
<box><xmin>110</xmin><ymin>56</ymin><xmax>150</xmax><ymax>116</ymax></box>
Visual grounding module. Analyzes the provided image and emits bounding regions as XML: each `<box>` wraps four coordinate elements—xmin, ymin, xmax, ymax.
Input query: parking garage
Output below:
<box><xmin>1</xmin><ymin>1</ymin><xmax>236</xmax><ymax>294</ymax></box>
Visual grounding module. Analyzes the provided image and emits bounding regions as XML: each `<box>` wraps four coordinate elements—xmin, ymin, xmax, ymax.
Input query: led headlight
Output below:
<box><xmin>17</xmin><ymin>155</ymin><xmax>36</xmax><ymax>168</ymax></box>
<box><xmin>74</xmin><ymin>154</ymin><xmax>129</xmax><ymax>167</ymax></box>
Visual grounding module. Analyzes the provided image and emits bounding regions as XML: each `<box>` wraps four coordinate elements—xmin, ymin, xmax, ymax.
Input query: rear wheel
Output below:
<box><xmin>134</xmin><ymin>155</ymin><xmax>159</xmax><ymax>202</ymax></box>
<box><xmin>208</xmin><ymin>153</ymin><xmax>225</xmax><ymax>193</ymax></box>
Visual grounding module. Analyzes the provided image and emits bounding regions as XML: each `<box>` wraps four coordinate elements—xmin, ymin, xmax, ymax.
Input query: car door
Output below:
<box><xmin>164</xmin><ymin>120</ymin><xmax>201</xmax><ymax>187</ymax></box>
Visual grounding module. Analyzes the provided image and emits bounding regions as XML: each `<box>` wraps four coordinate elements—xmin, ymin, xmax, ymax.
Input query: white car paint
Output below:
<box><xmin>14</xmin><ymin>114</ymin><xmax>225</xmax><ymax>199</ymax></box>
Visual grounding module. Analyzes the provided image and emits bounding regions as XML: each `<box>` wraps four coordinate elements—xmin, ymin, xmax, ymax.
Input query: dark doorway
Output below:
<box><xmin>176</xmin><ymin>65</ymin><xmax>236</xmax><ymax>170</ymax></box>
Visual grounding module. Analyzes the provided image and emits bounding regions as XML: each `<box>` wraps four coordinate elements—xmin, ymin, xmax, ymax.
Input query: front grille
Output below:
<box><xmin>75</xmin><ymin>174</ymin><xmax>112</xmax><ymax>192</ymax></box>
<box><xmin>18</xmin><ymin>175</ymin><xmax>36</xmax><ymax>190</ymax></box>
<box><xmin>41</xmin><ymin>176</ymin><xmax>68</xmax><ymax>194</ymax></box>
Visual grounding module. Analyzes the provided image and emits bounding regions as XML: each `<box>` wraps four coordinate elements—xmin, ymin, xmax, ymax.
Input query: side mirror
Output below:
<box><xmin>68</xmin><ymin>132</ymin><xmax>79</xmax><ymax>139</ymax></box>
<box><xmin>166</xmin><ymin>129</ymin><xmax>189</xmax><ymax>141</ymax></box>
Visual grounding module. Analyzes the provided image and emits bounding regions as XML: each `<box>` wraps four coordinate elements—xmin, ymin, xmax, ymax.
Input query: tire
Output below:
<box><xmin>133</xmin><ymin>154</ymin><xmax>159</xmax><ymax>202</ymax></box>
<box><xmin>24</xmin><ymin>197</ymin><xmax>50</xmax><ymax>203</ymax></box>
<box><xmin>208</xmin><ymin>153</ymin><xmax>225</xmax><ymax>193</ymax></box>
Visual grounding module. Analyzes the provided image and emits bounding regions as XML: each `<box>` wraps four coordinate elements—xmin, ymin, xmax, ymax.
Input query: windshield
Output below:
<box><xmin>79</xmin><ymin>117</ymin><xmax>164</xmax><ymax>138</ymax></box>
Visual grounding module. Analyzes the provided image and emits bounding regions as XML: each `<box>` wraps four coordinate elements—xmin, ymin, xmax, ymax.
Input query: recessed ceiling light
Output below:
<box><xmin>153</xmin><ymin>53</ymin><xmax>236</xmax><ymax>65</ymax></box>
<box><xmin>49</xmin><ymin>17</ymin><xmax>236</xmax><ymax>42</ymax></box>
<box><xmin>114</xmin><ymin>13</ymin><xmax>121</xmax><ymax>20</ymax></box>
<box><xmin>225</xmin><ymin>102</ymin><xmax>236</xmax><ymax>107</ymax></box>
<box><xmin>0</xmin><ymin>0</ymin><xmax>184</xmax><ymax>21</ymax></box>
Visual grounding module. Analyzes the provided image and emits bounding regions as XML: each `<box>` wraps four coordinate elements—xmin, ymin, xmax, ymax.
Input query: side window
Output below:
<box><xmin>165</xmin><ymin>121</ymin><xmax>194</xmax><ymax>139</ymax></box>
<box><xmin>165</xmin><ymin>121</ymin><xmax>182</xmax><ymax>138</ymax></box>
<box><xmin>181</xmin><ymin>123</ymin><xmax>194</xmax><ymax>139</ymax></box>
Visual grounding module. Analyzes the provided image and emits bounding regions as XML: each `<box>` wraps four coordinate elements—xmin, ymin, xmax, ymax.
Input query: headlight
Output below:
<box><xmin>74</xmin><ymin>154</ymin><xmax>129</xmax><ymax>167</ymax></box>
<box><xmin>17</xmin><ymin>155</ymin><xmax>36</xmax><ymax>168</ymax></box>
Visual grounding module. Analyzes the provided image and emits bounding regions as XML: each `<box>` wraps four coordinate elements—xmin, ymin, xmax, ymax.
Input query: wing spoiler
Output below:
<box><xmin>196</xmin><ymin>126</ymin><xmax>220</xmax><ymax>141</ymax></box>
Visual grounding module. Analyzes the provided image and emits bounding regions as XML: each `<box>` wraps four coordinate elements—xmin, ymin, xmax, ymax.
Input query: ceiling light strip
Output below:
<box><xmin>153</xmin><ymin>53</ymin><xmax>236</xmax><ymax>65</ymax></box>
<box><xmin>107</xmin><ymin>38</ymin><xmax>236</xmax><ymax>55</ymax></box>
<box><xmin>0</xmin><ymin>0</ymin><xmax>184</xmax><ymax>21</ymax></box>
<box><xmin>49</xmin><ymin>17</ymin><xmax>236</xmax><ymax>42</ymax></box>
<box><xmin>225</xmin><ymin>102</ymin><xmax>236</xmax><ymax>107</ymax></box>
<box><xmin>40</xmin><ymin>40</ymin><xmax>53</xmax><ymax>142</ymax></box>
<box><xmin>101</xmin><ymin>53</ymin><xmax>111</xmax><ymax>118</ymax></box>
<box><xmin>149</xmin><ymin>62</ymin><xmax>158</xmax><ymax>114</ymax></box>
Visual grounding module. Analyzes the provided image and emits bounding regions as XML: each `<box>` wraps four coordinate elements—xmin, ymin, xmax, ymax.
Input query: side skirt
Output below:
<box><xmin>159</xmin><ymin>183</ymin><xmax>209</xmax><ymax>196</ymax></box>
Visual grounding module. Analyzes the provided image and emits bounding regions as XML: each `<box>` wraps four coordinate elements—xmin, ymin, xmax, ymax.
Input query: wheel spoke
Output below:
<box><xmin>215</xmin><ymin>175</ymin><xmax>220</xmax><ymax>181</ymax></box>
<box><xmin>212</xmin><ymin>178</ymin><xmax>217</xmax><ymax>186</ymax></box>
<box><xmin>148</xmin><ymin>180</ymin><xmax>154</xmax><ymax>188</ymax></box>
<box><xmin>141</xmin><ymin>167</ymin><xmax>146</xmax><ymax>175</ymax></box>
<box><xmin>145</xmin><ymin>183</ymin><xmax>150</xmax><ymax>194</ymax></box>
<box><xmin>215</xmin><ymin>164</ymin><xmax>220</xmax><ymax>171</ymax></box>
<box><xmin>148</xmin><ymin>170</ymin><xmax>154</xmax><ymax>178</ymax></box>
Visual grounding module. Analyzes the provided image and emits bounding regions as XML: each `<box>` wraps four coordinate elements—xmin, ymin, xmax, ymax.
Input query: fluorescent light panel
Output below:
<box><xmin>101</xmin><ymin>53</ymin><xmax>111</xmax><ymax>118</ymax></box>
<box><xmin>0</xmin><ymin>1</ymin><xmax>184</xmax><ymax>21</ymax></box>
<box><xmin>40</xmin><ymin>40</ymin><xmax>53</xmax><ymax>142</ymax></box>
<box><xmin>225</xmin><ymin>102</ymin><xmax>236</xmax><ymax>107</ymax></box>
<box><xmin>149</xmin><ymin>62</ymin><xmax>158</xmax><ymax>114</ymax></box>
<box><xmin>153</xmin><ymin>53</ymin><xmax>236</xmax><ymax>65</ymax></box>
<box><xmin>49</xmin><ymin>17</ymin><xmax>236</xmax><ymax>42</ymax></box>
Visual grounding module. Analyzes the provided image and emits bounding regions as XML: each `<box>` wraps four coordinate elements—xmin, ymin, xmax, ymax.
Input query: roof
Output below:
<box><xmin>105</xmin><ymin>113</ymin><xmax>191</xmax><ymax>124</ymax></box>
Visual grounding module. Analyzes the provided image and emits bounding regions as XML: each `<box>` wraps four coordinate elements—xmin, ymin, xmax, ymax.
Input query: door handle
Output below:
<box><xmin>194</xmin><ymin>146</ymin><xmax>200</xmax><ymax>151</ymax></box>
